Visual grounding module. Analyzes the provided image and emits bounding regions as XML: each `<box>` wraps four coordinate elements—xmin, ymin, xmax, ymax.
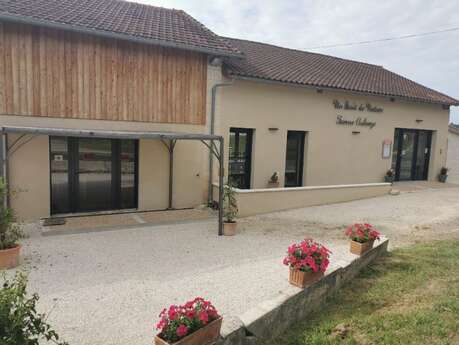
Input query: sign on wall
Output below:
<box><xmin>333</xmin><ymin>100</ymin><xmax>383</xmax><ymax>113</ymax></box>
<box><xmin>333</xmin><ymin>99</ymin><xmax>382</xmax><ymax>130</ymax></box>
<box><xmin>382</xmin><ymin>139</ymin><xmax>392</xmax><ymax>159</ymax></box>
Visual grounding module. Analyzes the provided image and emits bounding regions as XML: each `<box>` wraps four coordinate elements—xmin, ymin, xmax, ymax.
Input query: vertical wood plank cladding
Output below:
<box><xmin>0</xmin><ymin>22</ymin><xmax>207</xmax><ymax>125</ymax></box>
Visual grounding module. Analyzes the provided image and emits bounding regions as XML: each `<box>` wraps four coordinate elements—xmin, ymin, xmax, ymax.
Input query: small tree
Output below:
<box><xmin>223</xmin><ymin>183</ymin><xmax>238</xmax><ymax>223</ymax></box>
<box><xmin>0</xmin><ymin>273</ymin><xmax>68</xmax><ymax>345</ymax></box>
<box><xmin>0</xmin><ymin>178</ymin><xmax>22</xmax><ymax>250</ymax></box>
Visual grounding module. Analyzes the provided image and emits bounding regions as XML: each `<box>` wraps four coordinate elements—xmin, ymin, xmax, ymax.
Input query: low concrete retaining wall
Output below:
<box><xmin>217</xmin><ymin>238</ymin><xmax>389</xmax><ymax>345</ymax></box>
<box><xmin>214</xmin><ymin>183</ymin><xmax>392</xmax><ymax>217</ymax></box>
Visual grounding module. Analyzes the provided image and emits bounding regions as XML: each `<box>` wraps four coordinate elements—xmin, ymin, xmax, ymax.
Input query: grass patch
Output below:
<box><xmin>268</xmin><ymin>241</ymin><xmax>459</xmax><ymax>345</ymax></box>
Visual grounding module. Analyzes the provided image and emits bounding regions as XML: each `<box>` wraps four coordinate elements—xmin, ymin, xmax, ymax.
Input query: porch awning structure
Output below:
<box><xmin>0</xmin><ymin>125</ymin><xmax>225</xmax><ymax>235</ymax></box>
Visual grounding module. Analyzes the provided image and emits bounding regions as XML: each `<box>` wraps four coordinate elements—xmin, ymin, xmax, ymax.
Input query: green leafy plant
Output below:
<box><xmin>440</xmin><ymin>167</ymin><xmax>449</xmax><ymax>175</ymax></box>
<box><xmin>269</xmin><ymin>172</ymin><xmax>279</xmax><ymax>183</ymax></box>
<box><xmin>223</xmin><ymin>183</ymin><xmax>238</xmax><ymax>223</ymax></box>
<box><xmin>0</xmin><ymin>272</ymin><xmax>68</xmax><ymax>345</ymax></box>
<box><xmin>0</xmin><ymin>178</ymin><xmax>23</xmax><ymax>250</ymax></box>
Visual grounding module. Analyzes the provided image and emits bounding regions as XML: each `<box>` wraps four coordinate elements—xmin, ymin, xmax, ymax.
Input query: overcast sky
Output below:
<box><xmin>137</xmin><ymin>0</ymin><xmax>459</xmax><ymax>123</ymax></box>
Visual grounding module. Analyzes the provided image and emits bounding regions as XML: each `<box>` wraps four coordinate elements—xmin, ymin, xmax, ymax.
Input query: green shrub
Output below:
<box><xmin>223</xmin><ymin>183</ymin><xmax>238</xmax><ymax>223</ymax></box>
<box><xmin>0</xmin><ymin>273</ymin><xmax>68</xmax><ymax>345</ymax></box>
<box><xmin>0</xmin><ymin>178</ymin><xmax>23</xmax><ymax>250</ymax></box>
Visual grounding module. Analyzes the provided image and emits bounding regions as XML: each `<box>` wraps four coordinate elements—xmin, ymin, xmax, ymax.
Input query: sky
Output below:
<box><xmin>137</xmin><ymin>0</ymin><xmax>459</xmax><ymax>123</ymax></box>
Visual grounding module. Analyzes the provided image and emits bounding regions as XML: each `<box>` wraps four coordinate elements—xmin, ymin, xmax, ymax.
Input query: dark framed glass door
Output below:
<box><xmin>228</xmin><ymin>128</ymin><xmax>253</xmax><ymax>189</ymax></box>
<box><xmin>50</xmin><ymin>137</ymin><xmax>138</xmax><ymax>214</ymax></box>
<box><xmin>391</xmin><ymin>129</ymin><xmax>432</xmax><ymax>181</ymax></box>
<box><xmin>285</xmin><ymin>131</ymin><xmax>305</xmax><ymax>187</ymax></box>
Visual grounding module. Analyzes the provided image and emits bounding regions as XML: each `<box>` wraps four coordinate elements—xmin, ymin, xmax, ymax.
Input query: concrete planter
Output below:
<box><xmin>350</xmin><ymin>240</ymin><xmax>374</xmax><ymax>255</ymax></box>
<box><xmin>223</xmin><ymin>222</ymin><xmax>237</xmax><ymax>236</ymax></box>
<box><xmin>0</xmin><ymin>244</ymin><xmax>21</xmax><ymax>269</ymax></box>
<box><xmin>438</xmin><ymin>174</ymin><xmax>448</xmax><ymax>183</ymax></box>
<box><xmin>289</xmin><ymin>267</ymin><xmax>324</xmax><ymax>288</ymax></box>
<box><xmin>155</xmin><ymin>317</ymin><xmax>222</xmax><ymax>345</ymax></box>
<box><xmin>384</xmin><ymin>175</ymin><xmax>395</xmax><ymax>183</ymax></box>
<box><xmin>267</xmin><ymin>181</ymin><xmax>279</xmax><ymax>188</ymax></box>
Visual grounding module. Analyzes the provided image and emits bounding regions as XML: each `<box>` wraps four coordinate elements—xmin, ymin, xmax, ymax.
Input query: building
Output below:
<box><xmin>0</xmin><ymin>0</ymin><xmax>458</xmax><ymax>222</ymax></box>
<box><xmin>447</xmin><ymin>124</ymin><xmax>459</xmax><ymax>184</ymax></box>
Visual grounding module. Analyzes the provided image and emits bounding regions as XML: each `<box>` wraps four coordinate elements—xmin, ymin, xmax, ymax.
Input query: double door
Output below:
<box><xmin>50</xmin><ymin>137</ymin><xmax>138</xmax><ymax>214</ymax></box>
<box><xmin>392</xmin><ymin>129</ymin><xmax>432</xmax><ymax>181</ymax></box>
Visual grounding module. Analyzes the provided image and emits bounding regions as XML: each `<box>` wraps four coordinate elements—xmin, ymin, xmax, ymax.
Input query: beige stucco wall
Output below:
<box><xmin>1</xmin><ymin>115</ymin><xmax>211</xmax><ymax>220</ymax></box>
<box><xmin>447</xmin><ymin>131</ymin><xmax>459</xmax><ymax>184</ymax></box>
<box><xmin>1</xmin><ymin>61</ymin><xmax>225</xmax><ymax>220</ymax></box>
<box><xmin>7</xmin><ymin>134</ymin><xmax>50</xmax><ymax>221</ymax></box>
<box><xmin>215</xmin><ymin>183</ymin><xmax>391</xmax><ymax>217</ymax></box>
<box><xmin>1</xmin><ymin>64</ymin><xmax>452</xmax><ymax>220</ymax></box>
<box><xmin>215</xmin><ymin>79</ymin><xmax>450</xmax><ymax>188</ymax></box>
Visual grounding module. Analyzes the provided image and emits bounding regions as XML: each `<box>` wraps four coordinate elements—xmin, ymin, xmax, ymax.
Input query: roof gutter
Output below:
<box><xmin>229</xmin><ymin>74</ymin><xmax>459</xmax><ymax>107</ymax></box>
<box><xmin>0</xmin><ymin>13</ymin><xmax>244</xmax><ymax>59</ymax></box>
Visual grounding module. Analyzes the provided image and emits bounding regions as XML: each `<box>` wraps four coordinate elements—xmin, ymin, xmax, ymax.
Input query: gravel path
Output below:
<box><xmin>11</xmin><ymin>186</ymin><xmax>459</xmax><ymax>345</ymax></box>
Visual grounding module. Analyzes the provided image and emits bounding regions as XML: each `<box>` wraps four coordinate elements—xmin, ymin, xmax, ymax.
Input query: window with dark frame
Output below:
<box><xmin>285</xmin><ymin>131</ymin><xmax>305</xmax><ymax>187</ymax></box>
<box><xmin>228</xmin><ymin>128</ymin><xmax>253</xmax><ymax>189</ymax></box>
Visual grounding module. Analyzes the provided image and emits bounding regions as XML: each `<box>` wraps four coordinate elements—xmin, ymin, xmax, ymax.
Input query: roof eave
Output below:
<box><xmin>0</xmin><ymin>13</ymin><xmax>244</xmax><ymax>59</ymax></box>
<box><xmin>228</xmin><ymin>73</ymin><xmax>459</xmax><ymax>107</ymax></box>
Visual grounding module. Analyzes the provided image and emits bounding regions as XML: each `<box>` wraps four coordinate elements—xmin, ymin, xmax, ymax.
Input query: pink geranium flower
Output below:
<box><xmin>283</xmin><ymin>239</ymin><xmax>331</xmax><ymax>273</ymax></box>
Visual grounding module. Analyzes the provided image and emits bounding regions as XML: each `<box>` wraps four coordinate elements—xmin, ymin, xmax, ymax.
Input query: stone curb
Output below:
<box><xmin>217</xmin><ymin>238</ymin><xmax>389</xmax><ymax>345</ymax></box>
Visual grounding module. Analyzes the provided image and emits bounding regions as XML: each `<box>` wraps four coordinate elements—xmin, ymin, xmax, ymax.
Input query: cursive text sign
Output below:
<box><xmin>333</xmin><ymin>100</ymin><xmax>383</xmax><ymax>113</ymax></box>
<box><xmin>336</xmin><ymin>115</ymin><xmax>376</xmax><ymax>129</ymax></box>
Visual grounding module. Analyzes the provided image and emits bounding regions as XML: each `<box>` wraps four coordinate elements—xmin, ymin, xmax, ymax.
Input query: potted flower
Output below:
<box><xmin>438</xmin><ymin>167</ymin><xmax>448</xmax><ymax>183</ymax></box>
<box><xmin>267</xmin><ymin>172</ymin><xmax>279</xmax><ymax>188</ymax></box>
<box><xmin>384</xmin><ymin>169</ymin><xmax>395</xmax><ymax>183</ymax></box>
<box><xmin>0</xmin><ymin>178</ymin><xmax>23</xmax><ymax>269</ymax></box>
<box><xmin>155</xmin><ymin>297</ymin><xmax>222</xmax><ymax>345</ymax></box>
<box><xmin>283</xmin><ymin>238</ymin><xmax>331</xmax><ymax>288</ymax></box>
<box><xmin>223</xmin><ymin>183</ymin><xmax>238</xmax><ymax>236</ymax></box>
<box><xmin>345</xmin><ymin>223</ymin><xmax>381</xmax><ymax>255</ymax></box>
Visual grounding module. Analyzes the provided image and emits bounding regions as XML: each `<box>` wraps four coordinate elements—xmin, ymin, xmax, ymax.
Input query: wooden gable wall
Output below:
<box><xmin>0</xmin><ymin>21</ymin><xmax>207</xmax><ymax>124</ymax></box>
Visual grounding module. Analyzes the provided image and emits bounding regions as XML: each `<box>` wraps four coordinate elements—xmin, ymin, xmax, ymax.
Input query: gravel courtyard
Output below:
<box><xmin>13</xmin><ymin>185</ymin><xmax>459</xmax><ymax>345</ymax></box>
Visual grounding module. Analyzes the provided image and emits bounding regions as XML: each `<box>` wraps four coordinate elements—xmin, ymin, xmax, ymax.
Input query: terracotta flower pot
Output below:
<box><xmin>223</xmin><ymin>222</ymin><xmax>237</xmax><ymax>236</ymax></box>
<box><xmin>154</xmin><ymin>317</ymin><xmax>223</xmax><ymax>345</ymax></box>
<box><xmin>349</xmin><ymin>240</ymin><xmax>374</xmax><ymax>255</ymax></box>
<box><xmin>0</xmin><ymin>244</ymin><xmax>21</xmax><ymax>269</ymax></box>
<box><xmin>289</xmin><ymin>267</ymin><xmax>324</xmax><ymax>288</ymax></box>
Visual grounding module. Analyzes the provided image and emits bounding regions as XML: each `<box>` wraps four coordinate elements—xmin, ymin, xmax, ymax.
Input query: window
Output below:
<box><xmin>228</xmin><ymin>128</ymin><xmax>253</xmax><ymax>189</ymax></box>
<box><xmin>285</xmin><ymin>131</ymin><xmax>305</xmax><ymax>187</ymax></box>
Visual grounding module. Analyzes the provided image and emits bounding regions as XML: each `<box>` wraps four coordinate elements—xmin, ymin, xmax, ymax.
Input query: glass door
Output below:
<box><xmin>398</xmin><ymin>130</ymin><xmax>416</xmax><ymax>181</ymax></box>
<box><xmin>392</xmin><ymin>129</ymin><xmax>432</xmax><ymax>181</ymax></box>
<box><xmin>285</xmin><ymin>131</ymin><xmax>305</xmax><ymax>187</ymax></box>
<box><xmin>50</xmin><ymin>137</ymin><xmax>138</xmax><ymax>214</ymax></box>
<box><xmin>77</xmin><ymin>138</ymin><xmax>113</xmax><ymax>212</ymax></box>
<box><xmin>228</xmin><ymin>128</ymin><xmax>253</xmax><ymax>189</ymax></box>
<box><xmin>414</xmin><ymin>131</ymin><xmax>432</xmax><ymax>180</ymax></box>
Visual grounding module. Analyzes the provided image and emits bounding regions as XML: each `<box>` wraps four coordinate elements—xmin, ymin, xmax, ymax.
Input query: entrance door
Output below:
<box><xmin>285</xmin><ymin>131</ymin><xmax>305</xmax><ymax>187</ymax></box>
<box><xmin>392</xmin><ymin>129</ymin><xmax>432</xmax><ymax>181</ymax></box>
<box><xmin>228</xmin><ymin>128</ymin><xmax>253</xmax><ymax>189</ymax></box>
<box><xmin>50</xmin><ymin>137</ymin><xmax>138</xmax><ymax>214</ymax></box>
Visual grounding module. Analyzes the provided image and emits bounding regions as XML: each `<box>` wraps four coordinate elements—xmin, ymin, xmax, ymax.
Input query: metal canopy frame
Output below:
<box><xmin>1</xmin><ymin>125</ymin><xmax>225</xmax><ymax>236</ymax></box>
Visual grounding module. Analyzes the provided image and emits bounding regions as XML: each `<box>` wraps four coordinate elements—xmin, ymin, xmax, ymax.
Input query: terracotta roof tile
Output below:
<box><xmin>0</xmin><ymin>0</ymin><xmax>242</xmax><ymax>57</ymax></box>
<box><xmin>224</xmin><ymin>37</ymin><xmax>458</xmax><ymax>106</ymax></box>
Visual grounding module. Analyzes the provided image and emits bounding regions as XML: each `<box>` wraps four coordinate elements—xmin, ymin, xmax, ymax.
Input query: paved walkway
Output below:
<box><xmin>12</xmin><ymin>185</ymin><xmax>459</xmax><ymax>345</ymax></box>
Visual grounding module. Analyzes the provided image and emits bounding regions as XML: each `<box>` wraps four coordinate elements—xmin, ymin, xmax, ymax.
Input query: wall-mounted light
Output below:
<box><xmin>416</xmin><ymin>119</ymin><xmax>423</xmax><ymax>123</ymax></box>
<box><xmin>390</xmin><ymin>97</ymin><xmax>396</xmax><ymax>102</ymax></box>
<box><xmin>316</xmin><ymin>89</ymin><xmax>323</xmax><ymax>94</ymax></box>
<box><xmin>352</xmin><ymin>131</ymin><xmax>361</xmax><ymax>135</ymax></box>
<box><xmin>268</xmin><ymin>127</ymin><xmax>279</xmax><ymax>132</ymax></box>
